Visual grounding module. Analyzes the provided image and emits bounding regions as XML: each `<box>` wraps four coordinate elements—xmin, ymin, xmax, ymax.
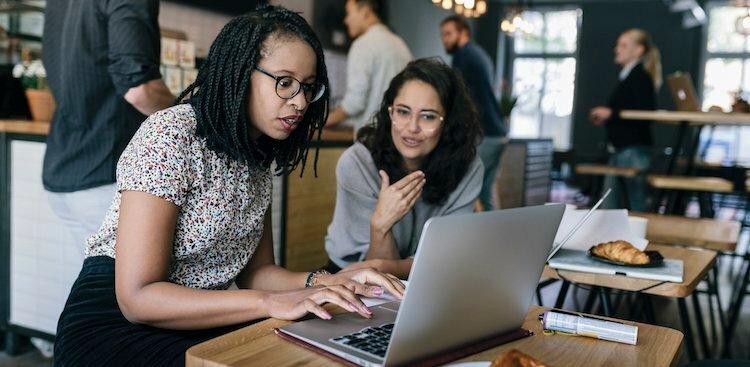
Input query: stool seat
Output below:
<box><xmin>647</xmin><ymin>175</ymin><xmax>734</xmax><ymax>193</ymax></box>
<box><xmin>576</xmin><ymin>164</ymin><xmax>639</xmax><ymax>177</ymax></box>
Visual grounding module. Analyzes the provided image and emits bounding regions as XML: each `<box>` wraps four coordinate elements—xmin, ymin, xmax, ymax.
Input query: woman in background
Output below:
<box><xmin>589</xmin><ymin>28</ymin><xmax>660</xmax><ymax>211</ymax></box>
<box><xmin>324</xmin><ymin>58</ymin><xmax>483</xmax><ymax>279</ymax></box>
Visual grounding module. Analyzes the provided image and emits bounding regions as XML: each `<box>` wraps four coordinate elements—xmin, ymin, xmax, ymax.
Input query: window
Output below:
<box><xmin>507</xmin><ymin>8</ymin><xmax>581</xmax><ymax>151</ymax></box>
<box><xmin>701</xmin><ymin>5</ymin><xmax>750</xmax><ymax>164</ymax></box>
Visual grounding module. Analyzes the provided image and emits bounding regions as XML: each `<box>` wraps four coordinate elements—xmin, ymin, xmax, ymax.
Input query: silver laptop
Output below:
<box><xmin>278</xmin><ymin>204</ymin><xmax>566</xmax><ymax>366</ymax></box>
<box><xmin>547</xmin><ymin>249</ymin><xmax>684</xmax><ymax>283</ymax></box>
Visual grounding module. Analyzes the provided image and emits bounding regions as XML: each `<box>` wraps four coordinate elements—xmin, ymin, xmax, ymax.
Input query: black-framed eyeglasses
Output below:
<box><xmin>254</xmin><ymin>66</ymin><xmax>326</xmax><ymax>103</ymax></box>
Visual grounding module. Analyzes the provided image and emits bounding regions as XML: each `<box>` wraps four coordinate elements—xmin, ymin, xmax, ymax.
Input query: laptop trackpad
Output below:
<box><xmin>377</xmin><ymin>301</ymin><xmax>401</xmax><ymax>312</ymax></box>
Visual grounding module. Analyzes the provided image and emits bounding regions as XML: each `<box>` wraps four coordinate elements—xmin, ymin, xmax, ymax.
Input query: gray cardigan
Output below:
<box><xmin>325</xmin><ymin>143</ymin><xmax>484</xmax><ymax>269</ymax></box>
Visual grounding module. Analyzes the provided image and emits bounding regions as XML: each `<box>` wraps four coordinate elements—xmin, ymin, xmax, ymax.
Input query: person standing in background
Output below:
<box><xmin>43</xmin><ymin>0</ymin><xmax>175</xmax><ymax>256</ymax></box>
<box><xmin>326</xmin><ymin>0</ymin><xmax>412</xmax><ymax>133</ymax></box>
<box><xmin>440</xmin><ymin>15</ymin><xmax>507</xmax><ymax>211</ymax></box>
<box><xmin>589</xmin><ymin>29</ymin><xmax>660</xmax><ymax>211</ymax></box>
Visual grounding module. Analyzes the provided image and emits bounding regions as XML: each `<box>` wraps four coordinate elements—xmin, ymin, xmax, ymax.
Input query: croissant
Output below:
<box><xmin>491</xmin><ymin>349</ymin><xmax>549</xmax><ymax>367</ymax></box>
<box><xmin>592</xmin><ymin>240</ymin><xmax>649</xmax><ymax>265</ymax></box>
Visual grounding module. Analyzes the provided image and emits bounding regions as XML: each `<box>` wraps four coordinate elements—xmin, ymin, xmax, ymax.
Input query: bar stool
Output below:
<box><xmin>648</xmin><ymin>175</ymin><xmax>734</xmax><ymax>217</ymax></box>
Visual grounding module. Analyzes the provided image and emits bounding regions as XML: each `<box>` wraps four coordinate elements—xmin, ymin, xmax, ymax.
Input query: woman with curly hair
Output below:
<box><xmin>324</xmin><ymin>58</ymin><xmax>484</xmax><ymax>279</ymax></box>
<box><xmin>53</xmin><ymin>6</ymin><xmax>404</xmax><ymax>367</ymax></box>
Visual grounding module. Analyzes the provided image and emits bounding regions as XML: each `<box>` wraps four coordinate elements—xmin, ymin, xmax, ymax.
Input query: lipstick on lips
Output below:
<box><xmin>401</xmin><ymin>136</ymin><xmax>422</xmax><ymax>147</ymax></box>
<box><xmin>279</xmin><ymin>115</ymin><xmax>302</xmax><ymax>132</ymax></box>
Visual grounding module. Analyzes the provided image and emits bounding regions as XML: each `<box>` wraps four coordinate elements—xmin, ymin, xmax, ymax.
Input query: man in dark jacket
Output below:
<box><xmin>440</xmin><ymin>15</ymin><xmax>507</xmax><ymax>211</ymax></box>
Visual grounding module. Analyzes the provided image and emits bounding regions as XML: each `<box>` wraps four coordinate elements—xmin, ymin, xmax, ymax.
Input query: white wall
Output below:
<box><xmin>387</xmin><ymin>1</ymin><xmax>455</xmax><ymax>61</ymax></box>
<box><xmin>269</xmin><ymin>0</ymin><xmax>314</xmax><ymax>23</ymax></box>
<box><xmin>159</xmin><ymin>1</ymin><xmax>233</xmax><ymax>57</ymax></box>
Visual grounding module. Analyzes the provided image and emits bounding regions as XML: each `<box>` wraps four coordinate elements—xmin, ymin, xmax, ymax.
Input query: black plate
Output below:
<box><xmin>587</xmin><ymin>247</ymin><xmax>664</xmax><ymax>268</ymax></box>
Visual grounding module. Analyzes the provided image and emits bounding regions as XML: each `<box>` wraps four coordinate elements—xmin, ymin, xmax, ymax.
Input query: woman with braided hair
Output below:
<box><xmin>53</xmin><ymin>6</ymin><xmax>404</xmax><ymax>366</ymax></box>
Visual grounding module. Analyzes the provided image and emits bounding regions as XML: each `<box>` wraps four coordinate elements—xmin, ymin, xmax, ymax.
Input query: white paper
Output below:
<box><xmin>553</xmin><ymin>208</ymin><xmax>648</xmax><ymax>251</ymax></box>
<box><xmin>361</xmin><ymin>280</ymin><xmax>408</xmax><ymax>307</ymax></box>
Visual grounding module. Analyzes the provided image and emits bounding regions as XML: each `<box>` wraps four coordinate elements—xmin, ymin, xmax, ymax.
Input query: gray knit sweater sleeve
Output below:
<box><xmin>325</xmin><ymin>143</ymin><xmax>381</xmax><ymax>268</ymax></box>
<box><xmin>324</xmin><ymin>143</ymin><xmax>484</xmax><ymax>269</ymax></box>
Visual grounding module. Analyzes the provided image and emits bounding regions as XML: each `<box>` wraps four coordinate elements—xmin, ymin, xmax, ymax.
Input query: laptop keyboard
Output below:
<box><xmin>330</xmin><ymin>323</ymin><xmax>394</xmax><ymax>358</ymax></box>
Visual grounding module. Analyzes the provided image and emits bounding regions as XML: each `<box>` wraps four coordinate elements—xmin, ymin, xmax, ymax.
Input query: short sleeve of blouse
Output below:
<box><xmin>116</xmin><ymin>108</ymin><xmax>194</xmax><ymax>206</ymax></box>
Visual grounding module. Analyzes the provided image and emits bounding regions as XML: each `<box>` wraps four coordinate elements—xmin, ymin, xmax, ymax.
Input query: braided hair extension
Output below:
<box><xmin>175</xmin><ymin>5</ymin><xmax>330</xmax><ymax>176</ymax></box>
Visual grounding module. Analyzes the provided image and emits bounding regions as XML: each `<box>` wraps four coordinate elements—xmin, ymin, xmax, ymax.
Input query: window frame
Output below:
<box><xmin>503</xmin><ymin>6</ymin><xmax>583</xmax><ymax>151</ymax></box>
<box><xmin>699</xmin><ymin>2</ymin><xmax>750</xmax><ymax>164</ymax></box>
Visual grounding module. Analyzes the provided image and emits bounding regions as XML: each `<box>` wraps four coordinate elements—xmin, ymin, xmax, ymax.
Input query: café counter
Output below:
<box><xmin>0</xmin><ymin>119</ymin><xmax>352</xmax><ymax>354</ymax></box>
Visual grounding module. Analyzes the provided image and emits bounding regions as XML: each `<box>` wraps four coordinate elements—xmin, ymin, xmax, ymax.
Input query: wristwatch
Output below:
<box><xmin>305</xmin><ymin>269</ymin><xmax>331</xmax><ymax>288</ymax></box>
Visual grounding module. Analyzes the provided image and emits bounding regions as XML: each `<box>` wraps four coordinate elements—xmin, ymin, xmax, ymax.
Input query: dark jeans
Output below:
<box><xmin>601</xmin><ymin>145</ymin><xmax>652</xmax><ymax>211</ymax></box>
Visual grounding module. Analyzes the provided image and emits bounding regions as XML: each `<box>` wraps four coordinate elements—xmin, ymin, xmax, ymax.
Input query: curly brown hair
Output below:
<box><xmin>357</xmin><ymin>58</ymin><xmax>482</xmax><ymax>205</ymax></box>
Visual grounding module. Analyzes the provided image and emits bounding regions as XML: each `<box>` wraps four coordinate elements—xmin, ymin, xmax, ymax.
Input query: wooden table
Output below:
<box><xmin>543</xmin><ymin>244</ymin><xmax>715</xmax><ymax>361</ymax></box>
<box><xmin>620</xmin><ymin>110</ymin><xmax>750</xmax><ymax>213</ymax></box>
<box><xmin>647</xmin><ymin>175</ymin><xmax>734</xmax><ymax>194</ymax></box>
<box><xmin>186</xmin><ymin>305</ymin><xmax>684</xmax><ymax>367</ymax></box>
<box><xmin>543</xmin><ymin>244</ymin><xmax>715</xmax><ymax>299</ymax></box>
<box><xmin>620</xmin><ymin>110</ymin><xmax>750</xmax><ymax>126</ymax></box>
<box><xmin>629</xmin><ymin>212</ymin><xmax>741</xmax><ymax>252</ymax></box>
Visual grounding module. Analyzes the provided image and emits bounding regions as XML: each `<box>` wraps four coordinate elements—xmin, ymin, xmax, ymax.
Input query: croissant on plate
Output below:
<box><xmin>591</xmin><ymin>240</ymin><xmax>650</xmax><ymax>265</ymax></box>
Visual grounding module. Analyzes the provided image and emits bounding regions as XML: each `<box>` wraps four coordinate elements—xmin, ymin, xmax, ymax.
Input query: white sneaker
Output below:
<box><xmin>30</xmin><ymin>337</ymin><xmax>54</xmax><ymax>358</ymax></box>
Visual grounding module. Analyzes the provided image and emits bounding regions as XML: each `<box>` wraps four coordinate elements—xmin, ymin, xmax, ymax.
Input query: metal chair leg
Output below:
<box><xmin>617</xmin><ymin>176</ymin><xmax>631</xmax><ymax>210</ymax></box>
<box><xmin>582</xmin><ymin>286</ymin><xmax>598</xmax><ymax>313</ymax></box>
<box><xmin>709</xmin><ymin>265</ymin><xmax>727</xmax><ymax>352</ymax></box>
<box><xmin>598</xmin><ymin>288</ymin><xmax>613</xmax><ymax>317</ymax></box>
<box><xmin>678</xmin><ymin>298</ymin><xmax>698</xmax><ymax>361</ymax></box>
<box><xmin>554</xmin><ymin>280</ymin><xmax>571</xmax><ymax>309</ymax></box>
<box><xmin>642</xmin><ymin>294</ymin><xmax>656</xmax><ymax>324</ymax></box>
<box><xmin>691</xmin><ymin>293</ymin><xmax>711</xmax><ymax>358</ymax></box>
<box><xmin>723</xmin><ymin>254</ymin><xmax>750</xmax><ymax>358</ymax></box>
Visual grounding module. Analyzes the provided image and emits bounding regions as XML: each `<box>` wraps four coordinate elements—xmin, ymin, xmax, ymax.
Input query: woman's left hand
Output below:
<box><xmin>318</xmin><ymin>268</ymin><xmax>405</xmax><ymax>299</ymax></box>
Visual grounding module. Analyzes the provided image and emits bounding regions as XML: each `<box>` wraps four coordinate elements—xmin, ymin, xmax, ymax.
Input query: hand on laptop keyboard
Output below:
<box><xmin>317</xmin><ymin>267</ymin><xmax>406</xmax><ymax>300</ymax></box>
<box><xmin>265</xmin><ymin>286</ymin><xmax>373</xmax><ymax>320</ymax></box>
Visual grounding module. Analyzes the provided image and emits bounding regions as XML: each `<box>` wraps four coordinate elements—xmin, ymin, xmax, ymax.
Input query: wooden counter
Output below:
<box><xmin>0</xmin><ymin>120</ymin><xmax>353</xmax><ymax>351</ymax></box>
<box><xmin>0</xmin><ymin>119</ymin><xmax>50</xmax><ymax>135</ymax></box>
<box><xmin>0</xmin><ymin>119</ymin><xmax>353</xmax><ymax>142</ymax></box>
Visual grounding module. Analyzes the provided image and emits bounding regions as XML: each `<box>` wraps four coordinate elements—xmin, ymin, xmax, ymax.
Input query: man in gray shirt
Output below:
<box><xmin>326</xmin><ymin>0</ymin><xmax>412</xmax><ymax>132</ymax></box>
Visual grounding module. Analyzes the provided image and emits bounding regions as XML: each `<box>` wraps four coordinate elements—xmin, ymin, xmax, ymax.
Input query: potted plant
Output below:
<box><xmin>499</xmin><ymin>79</ymin><xmax>518</xmax><ymax>129</ymax></box>
<box><xmin>13</xmin><ymin>56</ymin><xmax>55</xmax><ymax>121</ymax></box>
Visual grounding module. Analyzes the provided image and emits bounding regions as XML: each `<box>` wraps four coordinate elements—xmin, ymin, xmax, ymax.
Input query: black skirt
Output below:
<box><xmin>54</xmin><ymin>256</ymin><xmax>246</xmax><ymax>367</ymax></box>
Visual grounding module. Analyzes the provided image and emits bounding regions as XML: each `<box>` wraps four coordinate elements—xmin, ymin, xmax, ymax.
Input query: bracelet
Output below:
<box><xmin>305</xmin><ymin>269</ymin><xmax>331</xmax><ymax>288</ymax></box>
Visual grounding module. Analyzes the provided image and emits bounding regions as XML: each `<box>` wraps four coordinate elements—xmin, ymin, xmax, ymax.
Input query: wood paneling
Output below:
<box><xmin>284</xmin><ymin>147</ymin><xmax>347</xmax><ymax>271</ymax></box>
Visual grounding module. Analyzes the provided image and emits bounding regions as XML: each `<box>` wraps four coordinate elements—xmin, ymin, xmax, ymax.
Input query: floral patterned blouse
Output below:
<box><xmin>85</xmin><ymin>104</ymin><xmax>273</xmax><ymax>290</ymax></box>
